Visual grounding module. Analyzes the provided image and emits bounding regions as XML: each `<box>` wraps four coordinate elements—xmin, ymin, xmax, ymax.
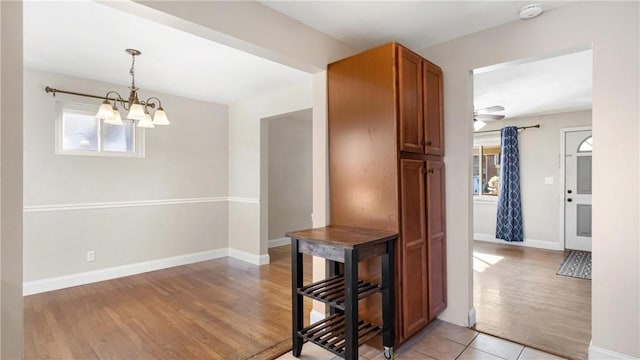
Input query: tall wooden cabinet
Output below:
<box><xmin>328</xmin><ymin>42</ymin><xmax>446</xmax><ymax>345</ymax></box>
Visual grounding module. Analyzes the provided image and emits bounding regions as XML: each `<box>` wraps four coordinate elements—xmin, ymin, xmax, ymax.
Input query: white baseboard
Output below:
<box><xmin>474</xmin><ymin>233</ymin><xmax>563</xmax><ymax>251</ymax></box>
<box><xmin>24</xmin><ymin>247</ymin><xmax>271</xmax><ymax>296</ymax></box>
<box><xmin>268</xmin><ymin>237</ymin><xmax>290</xmax><ymax>248</ymax></box>
<box><xmin>310</xmin><ymin>309</ymin><xmax>326</xmax><ymax>324</ymax></box>
<box><xmin>589</xmin><ymin>341</ymin><xmax>639</xmax><ymax>359</ymax></box>
<box><xmin>227</xmin><ymin>248</ymin><xmax>270</xmax><ymax>266</ymax></box>
<box><xmin>23</xmin><ymin>248</ymin><xmax>228</xmax><ymax>296</ymax></box>
<box><xmin>468</xmin><ymin>307</ymin><xmax>477</xmax><ymax>327</ymax></box>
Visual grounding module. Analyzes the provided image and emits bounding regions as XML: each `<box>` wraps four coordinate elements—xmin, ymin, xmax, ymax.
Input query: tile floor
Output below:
<box><xmin>277</xmin><ymin>320</ymin><xmax>567</xmax><ymax>360</ymax></box>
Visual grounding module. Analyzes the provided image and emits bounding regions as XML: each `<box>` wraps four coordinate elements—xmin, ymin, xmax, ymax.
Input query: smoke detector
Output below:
<box><xmin>519</xmin><ymin>4</ymin><xmax>543</xmax><ymax>19</ymax></box>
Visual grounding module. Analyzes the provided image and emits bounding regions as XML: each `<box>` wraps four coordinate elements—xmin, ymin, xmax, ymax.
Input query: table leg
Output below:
<box><xmin>381</xmin><ymin>240</ymin><xmax>395</xmax><ymax>357</ymax></box>
<box><xmin>343</xmin><ymin>248</ymin><xmax>359</xmax><ymax>360</ymax></box>
<box><xmin>291</xmin><ymin>238</ymin><xmax>303</xmax><ymax>357</ymax></box>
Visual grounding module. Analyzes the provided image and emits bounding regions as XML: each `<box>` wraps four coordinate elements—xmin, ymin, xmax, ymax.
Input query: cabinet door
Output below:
<box><xmin>399</xmin><ymin>158</ymin><xmax>429</xmax><ymax>337</ymax></box>
<box><xmin>423</xmin><ymin>61</ymin><xmax>444</xmax><ymax>156</ymax></box>
<box><xmin>398</xmin><ymin>47</ymin><xmax>424</xmax><ymax>154</ymax></box>
<box><xmin>426</xmin><ymin>159</ymin><xmax>447</xmax><ymax>318</ymax></box>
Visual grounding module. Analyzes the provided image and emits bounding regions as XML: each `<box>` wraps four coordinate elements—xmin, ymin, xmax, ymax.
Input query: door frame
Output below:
<box><xmin>559</xmin><ymin>126</ymin><xmax>593</xmax><ymax>250</ymax></box>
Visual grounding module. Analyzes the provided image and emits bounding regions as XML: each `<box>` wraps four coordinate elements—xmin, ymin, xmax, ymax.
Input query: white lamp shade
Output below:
<box><xmin>137</xmin><ymin>112</ymin><xmax>155</xmax><ymax>128</ymax></box>
<box><xmin>127</xmin><ymin>102</ymin><xmax>146</xmax><ymax>121</ymax></box>
<box><xmin>96</xmin><ymin>101</ymin><xmax>114</xmax><ymax>120</ymax></box>
<box><xmin>474</xmin><ymin>120</ymin><xmax>487</xmax><ymax>131</ymax></box>
<box><xmin>104</xmin><ymin>108</ymin><xmax>124</xmax><ymax>125</ymax></box>
<box><xmin>152</xmin><ymin>108</ymin><xmax>170</xmax><ymax>125</ymax></box>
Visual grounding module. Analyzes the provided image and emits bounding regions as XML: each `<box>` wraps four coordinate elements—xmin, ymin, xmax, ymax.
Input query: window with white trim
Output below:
<box><xmin>473</xmin><ymin>136</ymin><xmax>501</xmax><ymax>197</ymax></box>
<box><xmin>56</xmin><ymin>102</ymin><xmax>144</xmax><ymax>157</ymax></box>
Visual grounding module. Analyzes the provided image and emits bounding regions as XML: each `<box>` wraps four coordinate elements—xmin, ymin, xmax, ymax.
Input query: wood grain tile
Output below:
<box><xmin>430</xmin><ymin>321</ymin><xmax>478</xmax><ymax>346</ymax></box>
<box><xmin>411</xmin><ymin>332</ymin><xmax>466</xmax><ymax>360</ymax></box>
<box><xmin>469</xmin><ymin>334</ymin><xmax>524</xmax><ymax>360</ymax></box>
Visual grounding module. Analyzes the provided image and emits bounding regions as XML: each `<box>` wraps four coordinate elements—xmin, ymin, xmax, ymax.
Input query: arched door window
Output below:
<box><xmin>577</xmin><ymin>136</ymin><xmax>593</xmax><ymax>152</ymax></box>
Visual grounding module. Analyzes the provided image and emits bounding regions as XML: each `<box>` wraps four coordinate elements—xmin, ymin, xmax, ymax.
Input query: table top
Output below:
<box><xmin>285</xmin><ymin>225</ymin><xmax>398</xmax><ymax>249</ymax></box>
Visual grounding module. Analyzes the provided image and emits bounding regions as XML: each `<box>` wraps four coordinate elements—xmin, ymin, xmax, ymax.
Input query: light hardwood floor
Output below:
<box><xmin>473</xmin><ymin>241</ymin><xmax>591</xmax><ymax>360</ymax></box>
<box><xmin>24</xmin><ymin>246</ymin><xmax>312</xmax><ymax>360</ymax></box>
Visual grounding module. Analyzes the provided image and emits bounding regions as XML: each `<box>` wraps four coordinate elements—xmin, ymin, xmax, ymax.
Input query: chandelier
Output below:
<box><xmin>45</xmin><ymin>48</ymin><xmax>169</xmax><ymax>128</ymax></box>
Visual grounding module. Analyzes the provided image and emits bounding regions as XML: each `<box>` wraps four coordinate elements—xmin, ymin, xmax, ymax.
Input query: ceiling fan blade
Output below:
<box><xmin>474</xmin><ymin>114</ymin><xmax>506</xmax><ymax>121</ymax></box>
<box><xmin>475</xmin><ymin>105</ymin><xmax>505</xmax><ymax>113</ymax></box>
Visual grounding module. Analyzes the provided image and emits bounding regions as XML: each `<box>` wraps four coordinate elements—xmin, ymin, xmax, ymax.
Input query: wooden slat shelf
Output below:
<box><xmin>298</xmin><ymin>314</ymin><xmax>382</xmax><ymax>357</ymax></box>
<box><xmin>297</xmin><ymin>275</ymin><xmax>380</xmax><ymax>310</ymax></box>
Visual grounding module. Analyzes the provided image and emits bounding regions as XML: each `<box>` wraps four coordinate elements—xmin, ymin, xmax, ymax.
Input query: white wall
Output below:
<box><xmin>228</xmin><ymin>80</ymin><xmax>312</xmax><ymax>261</ymax></box>
<box><xmin>23</xmin><ymin>69</ymin><xmax>229</xmax><ymax>285</ymax></box>
<box><xmin>419</xmin><ymin>2</ymin><xmax>639</xmax><ymax>357</ymax></box>
<box><xmin>267</xmin><ymin>109</ymin><xmax>313</xmax><ymax>240</ymax></box>
<box><xmin>474</xmin><ymin>111</ymin><xmax>592</xmax><ymax>250</ymax></box>
<box><xmin>0</xmin><ymin>1</ymin><xmax>24</xmax><ymax>358</ymax></box>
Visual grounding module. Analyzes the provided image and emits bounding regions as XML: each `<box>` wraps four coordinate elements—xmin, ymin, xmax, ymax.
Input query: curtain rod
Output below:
<box><xmin>44</xmin><ymin>86</ymin><xmax>156</xmax><ymax>108</ymax></box>
<box><xmin>474</xmin><ymin>124</ymin><xmax>540</xmax><ymax>134</ymax></box>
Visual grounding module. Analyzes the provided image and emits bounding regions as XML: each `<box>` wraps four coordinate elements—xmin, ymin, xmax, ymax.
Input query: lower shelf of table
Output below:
<box><xmin>297</xmin><ymin>313</ymin><xmax>381</xmax><ymax>357</ymax></box>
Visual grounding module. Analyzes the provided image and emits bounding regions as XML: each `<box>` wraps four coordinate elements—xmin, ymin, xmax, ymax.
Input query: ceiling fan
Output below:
<box><xmin>474</xmin><ymin>105</ymin><xmax>505</xmax><ymax>131</ymax></box>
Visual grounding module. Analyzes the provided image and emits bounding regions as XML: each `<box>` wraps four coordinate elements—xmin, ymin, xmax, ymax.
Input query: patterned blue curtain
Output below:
<box><xmin>496</xmin><ymin>126</ymin><xmax>523</xmax><ymax>242</ymax></box>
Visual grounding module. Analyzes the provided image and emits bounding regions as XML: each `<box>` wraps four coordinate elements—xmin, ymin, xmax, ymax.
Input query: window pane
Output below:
<box><xmin>473</xmin><ymin>154</ymin><xmax>480</xmax><ymax>194</ymax></box>
<box><xmin>576</xmin><ymin>204</ymin><xmax>592</xmax><ymax>237</ymax></box>
<box><xmin>483</xmin><ymin>155</ymin><xmax>500</xmax><ymax>195</ymax></box>
<box><xmin>103</xmin><ymin>120</ymin><xmax>135</xmax><ymax>152</ymax></box>
<box><xmin>578</xmin><ymin>136</ymin><xmax>593</xmax><ymax>152</ymax></box>
<box><xmin>62</xmin><ymin>111</ymin><xmax>98</xmax><ymax>151</ymax></box>
<box><xmin>576</xmin><ymin>156</ymin><xmax>592</xmax><ymax>194</ymax></box>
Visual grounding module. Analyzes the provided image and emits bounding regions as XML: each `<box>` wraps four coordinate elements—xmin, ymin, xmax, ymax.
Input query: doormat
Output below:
<box><xmin>556</xmin><ymin>250</ymin><xmax>591</xmax><ymax>280</ymax></box>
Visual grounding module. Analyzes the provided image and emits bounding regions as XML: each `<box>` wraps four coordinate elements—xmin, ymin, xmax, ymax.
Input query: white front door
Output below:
<box><xmin>565</xmin><ymin>130</ymin><xmax>592</xmax><ymax>251</ymax></box>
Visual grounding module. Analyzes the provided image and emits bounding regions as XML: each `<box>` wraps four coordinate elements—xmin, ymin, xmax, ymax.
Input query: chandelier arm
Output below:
<box><xmin>144</xmin><ymin>97</ymin><xmax>163</xmax><ymax>109</ymax></box>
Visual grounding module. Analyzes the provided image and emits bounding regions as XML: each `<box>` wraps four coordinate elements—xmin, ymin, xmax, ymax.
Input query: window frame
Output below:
<box><xmin>55</xmin><ymin>101</ymin><xmax>145</xmax><ymax>158</ymax></box>
<box><xmin>473</xmin><ymin>135</ymin><xmax>501</xmax><ymax>201</ymax></box>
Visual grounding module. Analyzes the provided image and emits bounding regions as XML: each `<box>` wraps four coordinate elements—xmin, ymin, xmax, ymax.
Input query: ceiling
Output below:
<box><xmin>260</xmin><ymin>1</ymin><xmax>573</xmax><ymax>51</ymax></box>
<box><xmin>24</xmin><ymin>0</ymin><xmax>590</xmax><ymax>116</ymax></box>
<box><xmin>474</xmin><ymin>49</ymin><xmax>593</xmax><ymax>120</ymax></box>
<box><xmin>23</xmin><ymin>1</ymin><xmax>311</xmax><ymax>104</ymax></box>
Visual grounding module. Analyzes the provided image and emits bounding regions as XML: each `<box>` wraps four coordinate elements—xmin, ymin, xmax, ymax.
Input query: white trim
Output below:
<box><xmin>23</xmin><ymin>248</ymin><xmax>228</xmax><ymax>296</ymax></box>
<box><xmin>473</xmin><ymin>196</ymin><xmax>498</xmax><ymax>205</ymax></box>
<box><xmin>559</xmin><ymin>126</ymin><xmax>593</xmax><ymax>251</ymax></box>
<box><xmin>227</xmin><ymin>196</ymin><xmax>260</xmax><ymax>204</ymax></box>
<box><xmin>268</xmin><ymin>237</ymin><xmax>290</xmax><ymax>248</ymax></box>
<box><xmin>310</xmin><ymin>309</ymin><xmax>326</xmax><ymax>324</ymax></box>
<box><xmin>23</xmin><ymin>247</ymin><xmax>274</xmax><ymax>295</ymax></box>
<box><xmin>227</xmin><ymin>248</ymin><xmax>270</xmax><ymax>265</ymax></box>
<box><xmin>23</xmin><ymin>197</ymin><xmax>227</xmax><ymax>213</ymax></box>
<box><xmin>474</xmin><ymin>233</ymin><xmax>563</xmax><ymax>251</ymax></box>
<box><xmin>589</xmin><ymin>341</ymin><xmax>639</xmax><ymax>360</ymax></box>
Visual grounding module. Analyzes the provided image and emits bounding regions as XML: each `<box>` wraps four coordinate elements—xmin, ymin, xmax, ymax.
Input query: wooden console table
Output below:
<box><xmin>286</xmin><ymin>225</ymin><xmax>397</xmax><ymax>359</ymax></box>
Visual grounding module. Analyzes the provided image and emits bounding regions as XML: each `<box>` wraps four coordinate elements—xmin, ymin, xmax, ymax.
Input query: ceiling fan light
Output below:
<box><xmin>96</xmin><ymin>100</ymin><xmax>114</xmax><ymax>120</ymax></box>
<box><xmin>474</xmin><ymin>120</ymin><xmax>487</xmax><ymax>131</ymax></box>
<box><xmin>137</xmin><ymin>111</ymin><xmax>155</xmax><ymax>128</ymax></box>
<box><xmin>127</xmin><ymin>102</ymin><xmax>146</xmax><ymax>121</ymax></box>
<box><xmin>152</xmin><ymin>107</ymin><xmax>170</xmax><ymax>125</ymax></box>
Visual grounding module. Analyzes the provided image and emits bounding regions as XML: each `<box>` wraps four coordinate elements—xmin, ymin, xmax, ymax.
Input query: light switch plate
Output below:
<box><xmin>544</xmin><ymin>177</ymin><xmax>554</xmax><ymax>185</ymax></box>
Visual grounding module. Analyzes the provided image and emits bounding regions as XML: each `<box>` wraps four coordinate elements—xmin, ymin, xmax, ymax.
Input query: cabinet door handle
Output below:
<box><xmin>426</xmin><ymin>140</ymin><xmax>432</xmax><ymax>146</ymax></box>
<box><xmin>428</xmin><ymin>168</ymin><xmax>434</xmax><ymax>174</ymax></box>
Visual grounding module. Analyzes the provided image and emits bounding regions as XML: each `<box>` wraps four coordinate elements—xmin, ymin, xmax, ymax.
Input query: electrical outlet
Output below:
<box><xmin>87</xmin><ymin>250</ymin><xmax>95</xmax><ymax>262</ymax></box>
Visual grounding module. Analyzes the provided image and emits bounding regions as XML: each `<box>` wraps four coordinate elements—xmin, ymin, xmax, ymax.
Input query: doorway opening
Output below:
<box><xmin>259</xmin><ymin>108</ymin><xmax>313</xmax><ymax>252</ymax></box>
<box><xmin>471</xmin><ymin>48</ymin><xmax>593</xmax><ymax>359</ymax></box>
